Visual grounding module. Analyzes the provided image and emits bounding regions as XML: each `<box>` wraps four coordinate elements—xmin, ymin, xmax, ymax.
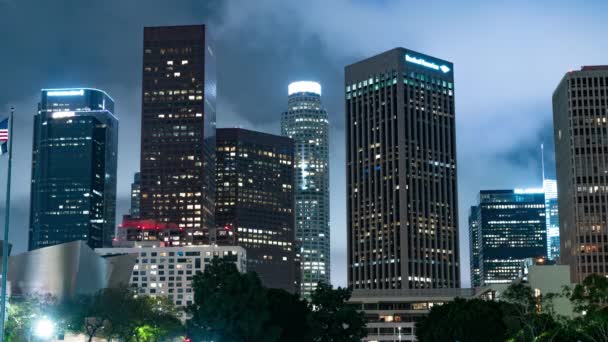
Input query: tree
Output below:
<box><xmin>265</xmin><ymin>288</ymin><xmax>311</xmax><ymax>342</ymax></box>
<box><xmin>60</xmin><ymin>287</ymin><xmax>183</xmax><ymax>342</ymax></box>
<box><xmin>187</xmin><ymin>258</ymin><xmax>278</xmax><ymax>342</ymax></box>
<box><xmin>569</xmin><ymin>273</ymin><xmax>608</xmax><ymax>314</ymax></box>
<box><xmin>416</xmin><ymin>298</ymin><xmax>508</xmax><ymax>342</ymax></box>
<box><xmin>308</xmin><ymin>282</ymin><xmax>366</xmax><ymax>342</ymax></box>
<box><xmin>4</xmin><ymin>294</ymin><xmax>56</xmax><ymax>341</ymax></box>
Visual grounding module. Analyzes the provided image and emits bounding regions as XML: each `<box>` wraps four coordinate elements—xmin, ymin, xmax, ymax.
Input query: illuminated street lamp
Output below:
<box><xmin>32</xmin><ymin>317</ymin><xmax>55</xmax><ymax>340</ymax></box>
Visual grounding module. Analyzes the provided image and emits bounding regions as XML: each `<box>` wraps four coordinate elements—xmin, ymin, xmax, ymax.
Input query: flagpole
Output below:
<box><xmin>0</xmin><ymin>107</ymin><xmax>14</xmax><ymax>342</ymax></box>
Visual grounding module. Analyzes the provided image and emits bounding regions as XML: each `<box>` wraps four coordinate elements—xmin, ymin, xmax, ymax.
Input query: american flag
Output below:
<box><xmin>0</xmin><ymin>118</ymin><xmax>8</xmax><ymax>155</ymax></box>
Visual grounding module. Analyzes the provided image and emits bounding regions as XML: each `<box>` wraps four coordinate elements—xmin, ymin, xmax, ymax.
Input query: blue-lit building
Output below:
<box><xmin>281</xmin><ymin>81</ymin><xmax>330</xmax><ymax>297</ymax></box>
<box><xmin>469</xmin><ymin>189</ymin><xmax>547</xmax><ymax>286</ymax></box>
<box><xmin>543</xmin><ymin>180</ymin><xmax>560</xmax><ymax>261</ymax></box>
<box><xmin>29</xmin><ymin>88</ymin><xmax>118</xmax><ymax>250</ymax></box>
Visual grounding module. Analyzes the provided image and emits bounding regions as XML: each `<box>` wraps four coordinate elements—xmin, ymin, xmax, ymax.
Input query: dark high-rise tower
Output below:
<box><xmin>215</xmin><ymin>128</ymin><xmax>298</xmax><ymax>293</ymax></box>
<box><xmin>469</xmin><ymin>189</ymin><xmax>547</xmax><ymax>286</ymax></box>
<box><xmin>139</xmin><ymin>25</ymin><xmax>216</xmax><ymax>241</ymax></box>
<box><xmin>346</xmin><ymin>48</ymin><xmax>459</xmax><ymax>290</ymax></box>
<box><xmin>130</xmin><ymin>172</ymin><xmax>141</xmax><ymax>219</ymax></box>
<box><xmin>281</xmin><ymin>81</ymin><xmax>330</xmax><ymax>297</ymax></box>
<box><xmin>29</xmin><ymin>88</ymin><xmax>118</xmax><ymax>250</ymax></box>
<box><xmin>553</xmin><ymin>66</ymin><xmax>608</xmax><ymax>282</ymax></box>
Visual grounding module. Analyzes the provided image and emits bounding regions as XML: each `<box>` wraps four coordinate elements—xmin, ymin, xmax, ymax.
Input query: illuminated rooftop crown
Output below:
<box><xmin>288</xmin><ymin>81</ymin><xmax>321</xmax><ymax>96</ymax></box>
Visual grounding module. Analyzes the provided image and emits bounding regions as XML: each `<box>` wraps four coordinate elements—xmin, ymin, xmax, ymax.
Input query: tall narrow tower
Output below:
<box><xmin>281</xmin><ymin>81</ymin><xmax>330</xmax><ymax>297</ymax></box>
<box><xmin>346</xmin><ymin>48</ymin><xmax>459</xmax><ymax>290</ymax></box>
<box><xmin>139</xmin><ymin>25</ymin><xmax>216</xmax><ymax>242</ymax></box>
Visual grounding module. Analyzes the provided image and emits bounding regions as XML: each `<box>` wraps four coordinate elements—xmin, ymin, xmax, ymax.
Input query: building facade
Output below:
<box><xmin>281</xmin><ymin>81</ymin><xmax>330</xmax><ymax>296</ymax></box>
<box><xmin>130</xmin><ymin>172</ymin><xmax>141</xmax><ymax>219</ymax></box>
<box><xmin>469</xmin><ymin>206</ymin><xmax>482</xmax><ymax>287</ymax></box>
<box><xmin>29</xmin><ymin>88</ymin><xmax>118</xmax><ymax>250</ymax></box>
<box><xmin>346</xmin><ymin>48</ymin><xmax>459</xmax><ymax>291</ymax></box>
<box><xmin>553</xmin><ymin>66</ymin><xmax>608</xmax><ymax>282</ymax></box>
<box><xmin>96</xmin><ymin>242</ymin><xmax>246</xmax><ymax>308</ymax></box>
<box><xmin>350</xmin><ymin>288</ymin><xmax>479</xmax><ymax>341</ymax></box>
<box><xmin>215</xmin><ymin>128</ymin><xmax>298</xmax><ymax>293</ymax></box>
<box><xmin>470</xmin><ymin>189</ymin><xmax>547</xmax><ymax>285</ymax></box>
<box><xmin>543</xmin><ymin>179</ymin><xmax>560</xmax><ymax>261</ymax></box>
<box><xmin>139</xmin><ymin>25</ymin><xmax>216</xmax><ymax>243</ymax></box>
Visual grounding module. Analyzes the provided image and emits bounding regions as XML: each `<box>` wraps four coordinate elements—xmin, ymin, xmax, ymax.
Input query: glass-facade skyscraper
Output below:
<box><xmin>139</xmin><ymin>25</ymin><xmax>216</xmax><ymax>243</ymax></box>
<box><xmin>543</xmin><ymin>179</ymin><xmax>560</xmax><ymax>261</ymax></box>
<box><xmin>346</xmin><ymin>48</ymin><xmax>460</xmax><ymax>291</ymax></box>
<box><xmin>215</xmin><ymin>128</ymin><xmax>299</xmax><ymax>293</ymax></box>
<box><xmin>553</xmin><ymin>66</ymin><xmax>608</xmax><ymax>282</ymax></box>
<box><xmin>281</xmin><ymin>81</ymin><xmax>330</xmax><ymax>297</ymax></box>
<box><xmin>469</xmin><ymin>189</ymin><xmax>547</xmax><ymax>286</ymax></box>
<box><xmin>29</xmin><ymin>88</ymin><xmax>118</xmax><ymax>250</ymax></box>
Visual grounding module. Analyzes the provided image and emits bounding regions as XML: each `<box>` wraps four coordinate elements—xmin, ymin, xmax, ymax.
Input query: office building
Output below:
<box><xmin>96</xmin><ymin>242</ymin><xmax>246</xmax><ymax>308</ymax></box>
<box><xmin>115</xmin><ymin>218</ymin><xmax>189</xmax><ymax>246</ymax></box>
<box><xmin>215</xmin><ymin>128</ymin><xmax>298</xmax><ymax>293</ymax></box>
<box><xmin>130</xmin><ymin>172</ymin><xmax>141</xmax><ymax>219</ymax></box>
<box><xmin>470</xmin><ymin>189</ymin><xmax>547</xmax><ymax>285</ymax></box>
<box><xmin>469</xmin><ymin>206</ymin><xmax>482</xmax><ymax>287</ymax></box>
<box><xmin>29</xmin><ymin>88</ymin><xmax>118</xmax><ymax>250</ymax></box>
<box><xmin>139</xmin><ymin>25</ymin><xmax>216</xmax><ymax>242</ymax></box>
<box><xmin>350</xmin><ymin>288</ymin><xmax>480</xmax><ymax>341</ymax></box>
<box><xmin>543</xmin><ymin>179</ymin><xmax>560</xmax><ymax>261</ymax></box>
<box><xmin>281</xmin><ymin>81</ymin><xmax>330</xmax><ymax>296</ymax></box>
<box><xmin>346</xmin><ymin>48</ymin><xmax>459</xmax><ymax>290</ymax></box>
<box><xmin>553</xmin><ymin>66</ymin><xmax>608</xmax><ymax>282</ymax></box>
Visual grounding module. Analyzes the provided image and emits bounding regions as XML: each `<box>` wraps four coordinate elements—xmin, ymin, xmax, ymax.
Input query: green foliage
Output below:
<box><xmin>186</xmin><ymin>258</ymin><xmax>277</xmax><ymax>342</ymax></box>
<box><xmin>308</xmin><ymin>282</ymin><xmax>366</xmax><ymax>342</ymax></box>
<box><xmin>186</xmin><ymin>259</ymin><xmax>367</xmax><ymax>342</ymax></box>
<box><xmin>417</xmin><ymin>275</ymin><xmax>608</xmax><ymax>342</ymax></box>
<box><xmin>3</xmin><ymin>294</ymin><xmax>56</xmax><ymax>342</ymax></box>
<box><xmin>416</xmin><ymin>298</ymin><xmax>508</xmax><ymax>342</ymax></box>
<box><xmin>59</xmin><ymin>286</ymin><xmax>183</xmax><ymax>342</ymax></box>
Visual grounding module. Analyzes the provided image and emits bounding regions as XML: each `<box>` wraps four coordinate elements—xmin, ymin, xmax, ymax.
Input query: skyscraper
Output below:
<box><xmin>130</xmin><ymin>172</ymin><xmax>141</xmax><ymax>219</ymax></box>
<box><xmin>346</xmin><ymin>48</ymin><xmax>459</xmax><ymax>290</ymax></box>
<box><xmin>543</xmin><ymin>179</ymin><xmax>560</xmax><ymax>261</ymax></box>
<box><xmin>469</xmin><ymin>189</ymin><xmax>547</xmax><ymax>285</ymax></box>
<box><xmin>139</xmin><ymin>25</ymin><xmax>216</xmax><ymax>242</ymax></box>
<box><xmin>553</xmin><ymin>66</ymin><xmax>608</xmax><ymax>282</ymax></box>
<box><xmin>281</xmin><ymin>81</ymin><xmax>330</xmax><ymax>296</ymax></box>
<box><xmin>29</xmin><ymin>88</ymin><xmax>118</xmax><ymax>250</ymax></box>
<box><xmin>469</xmin><ymin>206</ymin><xmax>481</xmax><ymax>287</ymax></box>
<box><xmin>215</xmin><ymin>128</ymin><xmax>298</xmax><ymax>293</ymax></box>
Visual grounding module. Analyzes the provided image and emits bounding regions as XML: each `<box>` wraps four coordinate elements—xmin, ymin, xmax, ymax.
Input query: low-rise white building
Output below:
<box><xmin>96</xmin><ymin>242</ymin><xmax>246</xmax><ymax>307</ymax></box>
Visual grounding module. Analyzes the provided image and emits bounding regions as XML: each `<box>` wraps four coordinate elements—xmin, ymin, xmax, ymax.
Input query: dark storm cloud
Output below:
<box><xmin>1</xmin><ymin>0</ymin><xmax>607</xmax><ymax>287</ymax></box>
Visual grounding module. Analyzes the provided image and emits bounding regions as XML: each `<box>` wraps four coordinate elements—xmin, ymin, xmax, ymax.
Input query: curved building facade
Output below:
<box><xmin>281</xmin><ymin>81</ymin><xmax>330</xmax><ymax>297</ymax></box>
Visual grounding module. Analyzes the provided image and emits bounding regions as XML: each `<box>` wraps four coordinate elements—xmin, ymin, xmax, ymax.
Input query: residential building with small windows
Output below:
<box><xmin>281</xmin><ymin>81</ymin><xmax>330</xmax><ymax>297</ymax></box>
<box><xmin>553</xmin><ymin>66</ymin><xmax>608</xmax><ymax>282</ymax></box>
<box><xmin>29</xmin><ymin>88</ymin><xmax>118</xmax><ymax>250</ymax></box>
<box><xmin>215</xmin><ymin>128</ymin><xmax>299</xmax><ymax>293</ymax></box>
<box><xmin>469</xmin><ymin>189</ymin><xmax>547</xmax><ymax>286</ymax></box>
<box><xmin>346</xmin><ymin>48</ymin><xmax>460</xmax><ymax>291</ymax></box>
<box><xmin>139</xmin><ymin>25</ymin><xmax>216</xmax><ymax>243</ymax></box>
<box><xmin>96</xmin><ymin>242</ymin><xmax>246</xmax><ymax>308</ymax></box>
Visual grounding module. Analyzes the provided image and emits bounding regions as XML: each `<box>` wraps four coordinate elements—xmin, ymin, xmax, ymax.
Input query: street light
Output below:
<box><xmin>33</xmin><ymin>317</ymin><xmax>55</xmax><ymax>339</ymax></box>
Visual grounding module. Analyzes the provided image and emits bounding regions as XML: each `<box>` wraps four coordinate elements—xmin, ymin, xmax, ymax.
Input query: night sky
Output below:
<box><xmin>0</xmin><ymin>0</ymin><xmax>607</xmax><ymax>288</ymax></box>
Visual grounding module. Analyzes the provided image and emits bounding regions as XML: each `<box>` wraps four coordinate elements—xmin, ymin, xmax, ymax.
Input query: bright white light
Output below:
<box><xmin>33</xmin><ymin>318</ymin><xmax>55</xmax><ymax>338</ymax></box>
<box><xmin>51</xmin><ymin>111</ymin><xmax>75</xmax><ymax>119</ymax></box>
<box><xmin>405</xmin><ymin>54</ymin><xmax>451</xmax><ymax>73</ymax></box>
<box><xmin>514</xmin><ymin>188</ymin><xmax>544</xmax><ymax>194</ymax></box>
<box><xmin>47</xmin><ymin>89</ymin><xmax>84</xmax><ymax>97</ymax></box>
<box><xmin>288</xmin><ymin>81</ymin><xmax>321</xmax><ymax>96</ymax></box>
